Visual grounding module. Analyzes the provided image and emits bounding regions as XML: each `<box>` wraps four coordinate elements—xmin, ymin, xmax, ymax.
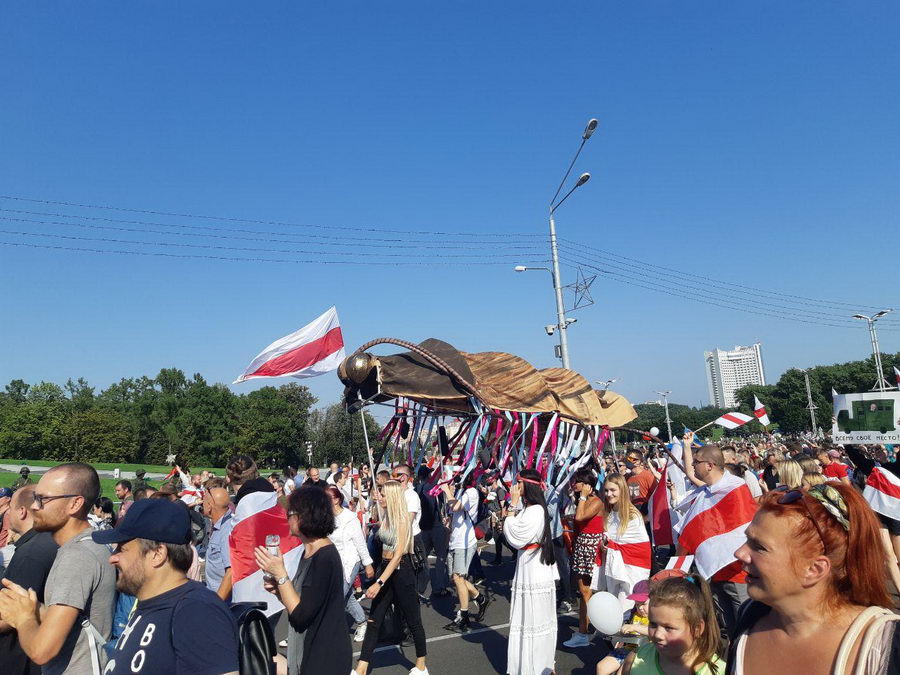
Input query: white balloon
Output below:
<box><xmin>587</xmin><ymin>591</ymin><xmax>624</xmax><ymax>635</ymax></box>
<box><xmin>649</xmin><ymin>427</ymin><xmax>660</xmax><ymax>438</ymax></box>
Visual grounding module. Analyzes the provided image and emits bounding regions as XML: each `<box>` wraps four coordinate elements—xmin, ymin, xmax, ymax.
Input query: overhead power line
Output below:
<box><xmin>1</xmin><ymin>240</ymin><xmax>551</xmax><ymax>267</ymax></box>
<box><xmin>0</xmin><ymin>195</ymin><xmax>543</xmax><ymax>238</ymax></box>
<box><xmin>559</xmin><ymin>246</ymin><xmax>898</xmax><ymax>325</ymax></box>
<box><xmin>560</xmin><ymin>238</ymin><xmax>888</xmax><ymax>313</ymax></box>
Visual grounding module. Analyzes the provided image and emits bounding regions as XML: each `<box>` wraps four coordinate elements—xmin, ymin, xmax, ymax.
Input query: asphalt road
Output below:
<box><xmin>275</xmin><ymin>546</ymin><xmax>611</xmax><ymax>675</ymax></box>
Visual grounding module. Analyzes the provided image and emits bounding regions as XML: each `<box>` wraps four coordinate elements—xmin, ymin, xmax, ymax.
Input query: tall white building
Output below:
<box><xmin>704</xmin><ymin>343</ymin><xmax>766</xmax><ymax>409</ymax></box>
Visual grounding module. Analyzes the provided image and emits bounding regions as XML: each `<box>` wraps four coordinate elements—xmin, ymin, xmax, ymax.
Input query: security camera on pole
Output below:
<box><xmin>514</xmin><ymin>117</ymin><xmax>598</xmax><ymax>369</ymax></box>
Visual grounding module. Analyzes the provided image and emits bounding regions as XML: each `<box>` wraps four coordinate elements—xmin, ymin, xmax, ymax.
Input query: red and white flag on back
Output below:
<box><xmin>753</xmin><ymin>396</ymin><xmax>770</xmax><ymax>427</ymax></box>
<box><xmin>714</xmin><ymin>412</ymin><xmax>754</xmax><ymax>430</ymax></box>
<box><xmin>863</xmin><ymin>466</ymin><xmax>900</xmax><ymax>520</ymax></box>
<box><xmin>234</xmin><ymin>307</ymin><xmax>345</xmax><ymax>384</ymax></box>
<box><xmin>674</xmin><ymin>474</ymin><xmax>757</xmax><ymax>579</ymax></box>
<box><xmin>229</xmin><ymin>491</ymin><xmax>303</xmax><ymax>616</ymax></box>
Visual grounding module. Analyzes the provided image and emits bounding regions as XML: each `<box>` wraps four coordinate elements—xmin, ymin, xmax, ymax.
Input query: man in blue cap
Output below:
<box><xmin>92</xmin><ymin>498</ymin><xmax>240</xmax><ymax>675</ymax></box>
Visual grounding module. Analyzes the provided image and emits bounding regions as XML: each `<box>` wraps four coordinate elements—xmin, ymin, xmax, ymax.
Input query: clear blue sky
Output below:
<box><xmin>1</xmin><ymin>2</ymin><xmax>898</xmax><ymax>411</ymax></box>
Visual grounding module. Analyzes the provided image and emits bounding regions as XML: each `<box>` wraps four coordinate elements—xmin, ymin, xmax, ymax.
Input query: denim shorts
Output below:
<box><xmin>449</xmin><ymin>546</ymin><xmax>476</xmax><ymax>577</ymax></box>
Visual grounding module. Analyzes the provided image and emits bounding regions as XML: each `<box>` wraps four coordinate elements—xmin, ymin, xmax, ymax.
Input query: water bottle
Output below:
<box><xmin>264</xmin><ymin>534</ymin><xmax>280</xmax><ymax>581</ymax></box>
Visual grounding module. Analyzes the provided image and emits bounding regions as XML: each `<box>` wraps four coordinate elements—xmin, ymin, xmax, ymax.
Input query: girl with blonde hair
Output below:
<box><xmin>355</xmin><ymin>481</ymin><xmax>428</xmax><ymax>675</ymax></box>
<box><xmin>591</xmin><ymin>474</ymin><xmax>651</xmax><ymax>613</ymax></box>
<box><xmin>775</xmin><ymin>459</ymin><xmax>804</xmax><ymax>490</ymax></box>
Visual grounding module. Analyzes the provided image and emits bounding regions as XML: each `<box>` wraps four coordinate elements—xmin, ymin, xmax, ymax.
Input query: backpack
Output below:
<box><xmin>230</xmin><ymin>602</ymin><xmax>277</xmax><ymax>675</ymax></box>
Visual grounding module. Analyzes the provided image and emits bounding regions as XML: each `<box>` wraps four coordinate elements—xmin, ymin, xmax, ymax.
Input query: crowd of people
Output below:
<box><xmin>0</xmin><ymin>435</ymin><xmax>898</xmax><ymax>675</ymax></box>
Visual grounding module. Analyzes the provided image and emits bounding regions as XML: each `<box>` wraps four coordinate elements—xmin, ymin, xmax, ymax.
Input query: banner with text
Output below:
<box><xmin>832</xmin><ymin>391</ymin><xmax>900</xmax><ymax>445</ymax></box>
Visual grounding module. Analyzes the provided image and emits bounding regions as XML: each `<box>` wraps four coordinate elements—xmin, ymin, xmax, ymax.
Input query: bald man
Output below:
<box><xmin>202</xmin><ymin>487</ymin><xmax>235</xmax><ymax>600</ymax></box>
<box><xmin>0</xmin><ymin>485</ymin><xmax>59</xmax><ymax>674</ymax></box>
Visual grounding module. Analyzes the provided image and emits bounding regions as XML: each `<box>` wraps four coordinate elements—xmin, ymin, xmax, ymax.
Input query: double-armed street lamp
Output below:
<box><xmin>852</xmin><ymin>309</ymin><xmax>894</xmax><ymax>391</ymax></box>
<box><xmin>515</xmin><ymin>118</ymin><xmax>599</xmax><ymax>370</ymax></box>
<box><xmin>656</xmin><ymin>390</ymin><xmax>673</xmax><ymax>441</ymax></box>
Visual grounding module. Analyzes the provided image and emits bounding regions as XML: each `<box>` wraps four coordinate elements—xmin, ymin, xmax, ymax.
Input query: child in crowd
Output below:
<box><xmin>622</xmin><ymin>575</ymin><xmax>725</xmax><ymax>675</ymax></box>
<box><xmin>596</xmin><ymin>580</ymin><xmax>650</xmax><ymax>675</ymax></box>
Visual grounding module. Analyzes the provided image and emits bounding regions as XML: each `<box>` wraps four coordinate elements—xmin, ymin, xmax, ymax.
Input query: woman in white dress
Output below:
<box><xmin>504</xmin><ymin>468</ymin><xmax>560</xmax><ymax>675</ymax></box>
<box><xmin>590</xmin><ymin>473</ymin><xmax>651</xmax><ymax>613</ymax></box>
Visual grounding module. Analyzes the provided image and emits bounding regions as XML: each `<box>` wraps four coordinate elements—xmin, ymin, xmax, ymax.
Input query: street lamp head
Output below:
<box><xmin>576</xmin><ymin>172</ymin><xmax>591</xmax><ymax>187</ymax></box>
<box><xmin>582</xmin><ymin>118</ymin><xmax>599</xmax><ymax>140</ymax></box>
<box><xmin>873</xmin><ymin>309</ymin><xmax>893</xmax><ymax>319</ymax></box>
<box><xmin>514</xmin><ymin>265</ymin><xmax>527</xmax><ymax>272</ymax></box>
<box><xmin>852</xmin><ymin>314</ymin><xmax>868</xmax><ymax>320</ymax></box>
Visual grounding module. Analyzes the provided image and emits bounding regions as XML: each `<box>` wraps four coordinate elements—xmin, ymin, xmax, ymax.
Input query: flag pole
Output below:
<box><xmin>692</xmin><ymin>420</ymin><xmax>716</xmax><ymax>433</ymax></box>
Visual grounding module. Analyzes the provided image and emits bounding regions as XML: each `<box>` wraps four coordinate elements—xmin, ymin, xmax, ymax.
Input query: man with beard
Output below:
<box><xmin>0</xmin><ymin>463</ymin><xmax>116</xmax><ymax>674</ymax></box>
<box><xmin>92</xmin><ymin>498</ymin><xmax>239</xmax><ymax>674</ymax></box>
<box><xmin>0</xmin><ymin>485</ymin><xmax>58</xmax><ymax>674</ymax></box>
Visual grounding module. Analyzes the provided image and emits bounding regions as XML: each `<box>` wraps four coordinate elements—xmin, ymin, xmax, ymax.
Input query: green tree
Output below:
<box><xmin>309</xmin><ymin>403</ymin><xmax>380</xmax><ymax>467</ymax></box>
<box><xmin>60</xmin><ymin>407</ymin><xmax>138</xmax><ymax>463</ymax></box>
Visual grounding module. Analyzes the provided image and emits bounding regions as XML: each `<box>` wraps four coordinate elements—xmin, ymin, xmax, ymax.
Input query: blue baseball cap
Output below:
<box><xmin>0</xmin><ymin>487</ymin><xmax>12</xmax><ymax>498</ymax></box>
<box><xmin>92</xmin><ymin>498</ymin><xmax>191</xmax><ymax>545</ymax></box>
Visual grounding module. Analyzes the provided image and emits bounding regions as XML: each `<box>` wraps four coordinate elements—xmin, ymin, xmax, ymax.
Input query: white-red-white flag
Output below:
<box><xmin>673</xmin><ymin>474</ymin><xmax>758</xmax><ymax>579</ymax></box>
<box><xmin>753</xmin><ymin>396</ymin><xmax>770</xmax><ymax>427</ymax></box>
<box><xmin>894</xmin><ymin>366</ymin><xmax>900</xmax><ymax>389</ymax></box>
<box><xmin>713</xmin><ymin>412</ymin><xmax>755</xmax><ymax>430</ymax></box>
<box><xmin>863</xmin><ymin>466</ymin><xmax>900</xmax><ymax>520</ymax></box>
<box><xmin>229</xmin><ymin>491</ymin><xmax>303</xmax><ymax>615</ymax></box>
<box><xmin>233</xmin><ymin>307</ymin><xmax>345</xmax><ymax>384</ymax></box>
<box><xmin>665</xmin><ymin>554</ymin><xmax>694</xmax><ymax>573</ymax></box>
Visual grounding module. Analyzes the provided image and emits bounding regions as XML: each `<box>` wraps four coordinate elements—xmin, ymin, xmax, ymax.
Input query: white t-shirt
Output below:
<box><xmin>449</xmin><ymin>486</ymin><xmax>479</xmax><ymax>550</ymax></box>
<box><xmin>405</xmin><ymin>484</ymin><xmax>422</xmax><ymax>538</ymax></box>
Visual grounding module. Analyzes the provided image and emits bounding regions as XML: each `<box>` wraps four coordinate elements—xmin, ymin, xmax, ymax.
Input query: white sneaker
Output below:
<box><xmin>278</xmin><ymin>638</ymin><xmax>288</xmax><ymax>648</ymax></box>
<box><xmin>353</xmin><ymin>622</ymin><xmax>367</xmax><ymax>642</ymax></box>
<box><xmin>563</xmin><ymin>632</ymin><xmax>591</xmax><ymax>648</ymax></box>
<box><xmin>408</xmin><ymin>668</ymin><xmax>429</xmax><ymax>675</ymax></box>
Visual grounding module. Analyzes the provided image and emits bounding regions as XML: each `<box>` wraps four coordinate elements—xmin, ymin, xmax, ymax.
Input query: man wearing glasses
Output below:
<box><xmin>0</xmin><ymin>463</ymin><xmax>116</xmax><ymax>674</ymax></box>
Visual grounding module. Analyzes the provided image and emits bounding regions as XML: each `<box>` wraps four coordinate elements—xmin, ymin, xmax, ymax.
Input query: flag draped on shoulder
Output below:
<box><xmin>591</xmin><ymin>513</ymin><xmax>651</xmax><ymax>602</ymax></box>
<box><xmin>229</xmin><ymin>491</ymin><xmax>303</xmax><ymax>615</ymax></box>
<box><xmin>863</xmin><ymin>466</ymin><xmax>900</xmax><ymax>520</ymax></box>
<box><xmin>753</xmin><ymin>396</ymin><xmax>770</xmax><ymax>427</ymax></box>
<box><xmin>233</xmin><ymin>306</ymin><xmax>345</xmax><ymax>384</ymax></box>
<box><xmin>714</xmin><ymin>412</ymin><xmax>754</xmax><ymax>430</ymax></box>
<box><xmin>673</xmin><ymin>474</ymin><xmax>757</xmax><ymax>579</ymax></box>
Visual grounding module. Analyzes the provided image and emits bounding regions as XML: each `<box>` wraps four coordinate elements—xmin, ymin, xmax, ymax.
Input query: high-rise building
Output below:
<box><xmin>704</xmin><ymin>343</ymin><xmax>766</xmax><ymax>409</ymax></box>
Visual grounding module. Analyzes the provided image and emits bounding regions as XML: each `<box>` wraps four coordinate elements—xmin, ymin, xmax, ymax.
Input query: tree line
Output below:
<box><xmin>623</xmin><ymin>352</ymin><xmax>900</xmax><ymax>439</ymax></box>
<box><xmin>0</xmin><ymin>368</ymin><xmax>379</xmax><ymax>469</ymax></box>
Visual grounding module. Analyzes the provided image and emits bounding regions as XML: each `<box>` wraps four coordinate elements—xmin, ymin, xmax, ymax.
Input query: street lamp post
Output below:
<box><xmin>656</xmin><ymin>391</ymin><xmax>673</xmax><ymax>441</ymax></box>
<box><xmin>852</xmin><ymin>310</ymin><xmax>894</xmax><ymax>391</ymax></box>
<box><xmin>515</xmin><ymin>118</ymin><xmax>598</xmax><ymax>370</ymax></box>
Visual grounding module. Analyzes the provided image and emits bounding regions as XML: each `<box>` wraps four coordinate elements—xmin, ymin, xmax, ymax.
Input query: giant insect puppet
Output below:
<box><xmin>338</xmin><ymin>337</ymin><xmax>641</xmax><ymax>496</ymax></box>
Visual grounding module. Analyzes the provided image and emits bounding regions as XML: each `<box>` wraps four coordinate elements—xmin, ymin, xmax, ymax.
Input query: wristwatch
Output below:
<box><xmin>276</xmin><ymin>575</ymin><xmax>290</xmax><ymax>586</ymax></box>
<box><xmin>376</xmin><ymin>578</ymin><xmax>385</xmax><ymax>586</ymax></box>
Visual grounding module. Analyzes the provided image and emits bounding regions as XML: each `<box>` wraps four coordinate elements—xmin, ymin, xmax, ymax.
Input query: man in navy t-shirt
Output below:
<box><xmin>93</xmin><ymin>498</ymin><xmax>239</xmax><ymax>675</ymax></box>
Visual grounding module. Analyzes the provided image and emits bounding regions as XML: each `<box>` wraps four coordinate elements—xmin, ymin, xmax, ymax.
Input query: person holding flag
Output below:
<box><xmin>675</xmin><ymin>432</ymin><xmax>758</xmax><ymax>636</ymax></box>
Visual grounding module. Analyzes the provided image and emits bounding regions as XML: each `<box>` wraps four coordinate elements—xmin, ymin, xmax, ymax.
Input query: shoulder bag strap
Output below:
<box><xmin>833</xmin><ymin>606</ymin><xmax>890</xmax><ymax>675</ymax></box>
<box><xmin>82</xmin><ymin>617</ymin><xmax>107</xmax><ymax>675</ymax></box>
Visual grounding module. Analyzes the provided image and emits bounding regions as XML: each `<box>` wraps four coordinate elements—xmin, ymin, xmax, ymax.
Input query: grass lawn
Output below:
<box><xmin>0</xmin><ymin>459</ymin><xmax>226</xmax><ymax>474</ymax></box>
<box><xmin>0</xmin><ymin>472</ymin><xmax>122</xmax><ymax>499</ymax></box>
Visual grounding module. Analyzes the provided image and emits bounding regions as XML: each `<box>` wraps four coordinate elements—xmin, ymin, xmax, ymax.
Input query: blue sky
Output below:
<box><xmin>1</xmin><ymin>2</ymin><xmax>898</xmax><ymax>412</ymax></box>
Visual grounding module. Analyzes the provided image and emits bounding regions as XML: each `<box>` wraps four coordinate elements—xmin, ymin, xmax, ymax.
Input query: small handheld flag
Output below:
<box><xmin>665</xmin><ymin>555</ymin><xmax>694</xmax><ymax>573</ymax></box>
<box><xmin>894</xmin><ymin>366</ymin><xmax>900</xmax><ymax>389</ymax></box>
<box><xmin>753</xmin><ymin>396</ymin><xmax>770</xmax><ymax>427</ymax></box>
<box><xmin>713</xmin><ymin>412</ymin><xmax>754</xmax><ymax>430</ymax></box>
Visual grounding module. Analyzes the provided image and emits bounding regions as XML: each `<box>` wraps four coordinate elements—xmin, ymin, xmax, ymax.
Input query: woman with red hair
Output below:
<box><xmin>728</xmin><ymin>483</ymin><xmax>899</xmax><ymax>674</ymax></box>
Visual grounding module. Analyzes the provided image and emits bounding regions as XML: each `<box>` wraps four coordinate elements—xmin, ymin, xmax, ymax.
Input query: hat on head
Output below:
<box><xmin>828</xmin><ymin>450</ymin><xmax>841</xmax><ymax>459</ymax></box>
<box><xmin>0</xmin><ymin>487</ymin><xmax>12</xmax><ymax>499</ymax></box>
<box><xmin>92</xmin><ymin>498</ymin><xmax>190</xmax><ymax>545</ymax></box>
<box><xmin>651</xmin><ymin>568</ymin><xmax>688</xmax><ymax>583</ymax></box>
<box><xmin>19</xmin><ymin>466</ymin><xmax>30</xmax><ymax>474</ymax></box>
<box><xmin>627</xmin><ymin>579</ymin><xmax>651</xmax><ymax>602</ymax></box>
<box><xmin>135</xmin><ymin>469</ymin><xmax>146</xmax><ymax>477</ymax></box>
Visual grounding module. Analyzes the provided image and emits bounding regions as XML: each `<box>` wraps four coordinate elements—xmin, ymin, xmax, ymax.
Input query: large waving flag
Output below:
<box><xmin>234</xmin><ymin>307</ymin><xmax>345</xmax><ymax>384</ymax></box>
<box><xmin>863</xmin><ymin>466</ymin><xmax>900</xmax><ymax>520</ymax></box>
<box><xmin>714</xmin><ymin>412</ymin><xmax>754</xmax><ymax>430</ymax></box>
<box><xmin>229</xmin><ymin>491</ymin><xmax>303</xmax><ymax>615</ymax></box>
<box><xmin>674</xmin><ymin>474</ymin><xmax>757</xmax><ymax>579</ymax></box>
<box><xmin>753</xmin><ymin>396</ymin><xmax>770</xmax><ymax>427</ymax></box>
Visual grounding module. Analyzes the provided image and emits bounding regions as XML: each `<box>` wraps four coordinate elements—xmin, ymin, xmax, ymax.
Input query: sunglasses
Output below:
<box><xmin>776</xmin><ymin>485</ymin><xmax>850</xmax><ymax>554</ymax></box>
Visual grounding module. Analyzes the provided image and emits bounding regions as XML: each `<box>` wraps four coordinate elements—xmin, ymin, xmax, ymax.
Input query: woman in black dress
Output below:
<box><xmin>255</xmin><ymin>485</ymin><xmax>352</xmax><ymax>675</ymax></box>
